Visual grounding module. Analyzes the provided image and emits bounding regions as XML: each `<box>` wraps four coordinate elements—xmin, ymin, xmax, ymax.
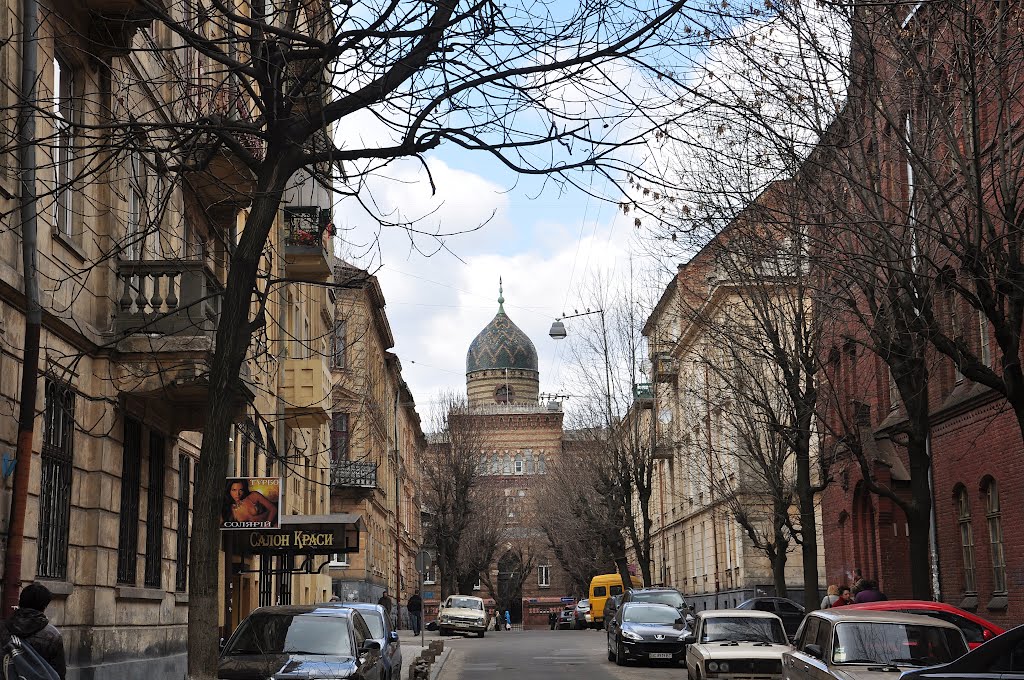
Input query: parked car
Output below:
<box><xmin>556</xmin><ymin>607</ymin><xmax>576</xmax><ymax>630</ymax></box>
<box><xmin>218</xmin><ymin>604</ymin><xmax>384</xmax><ymax>680</ymax></box>
<box><xmin>621</xmin><ymin>588</ymin><xmax>694</xmax><ymax>627</ymax></box>
<box><xmin>737</xmin><ymin>597</ymin><xmax>806</xmax><ymax>637</ymax></box>
<box><xmin>684</xmin><ymin>609</ymin><xmax>789</xmax><ymax>680</ymax></box>
<box><xmin>782</xmin><ymin>609</ymin><xmax>969</xmax><ymax>680</ymax></box>
<box><xmin>589</xmin><ymin>573</ymin><xmax>642</xmax><ymax>629</ymax></box>
<box><xmin>336</xmin><ymin>603</ymin><xmax>402</xmax><ymax>680</ymax></box>
<box><xmin>603</xmin><ymin>595</ymin><xmax>623</xmax><ymax>629</ymax></box>
<box><xmin>437</xmin><ymin>595</ymin><xmax>488</xmax><ymax>637</ymax></box>
<box><xmin>575</xmin><ymin>599</ymin><xmax>592</xmax><ymax>629</ymax></box>
<box><xmin>901</xmin><ymin>623</ymin><xmax>1024</xmax><ymax>680</ymax></box>
<box><xmin>842</xmin><ymin>600</ymin><xmax>1004</xmax><ymax>649</ymax></box>
<box><xmin>607</xmin><ymin>601</ymin><xmax>689</xmax><ymax>666</ymax></box>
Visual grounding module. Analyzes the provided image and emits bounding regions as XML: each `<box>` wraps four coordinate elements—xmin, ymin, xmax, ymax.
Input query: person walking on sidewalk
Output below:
<box><xmin>407</xmin><ymin>590</ymin><xmax>423</xmax><ymax>636</ymax></box>
<box><xmin>7</xmin><ymin>582</ymin><xmax>66</xmax><ymax>679</ymax></box>
<box><xmin>504</xmin><ymin>610</ymin><xmax>511</xmax><ymax>631</ymax></box>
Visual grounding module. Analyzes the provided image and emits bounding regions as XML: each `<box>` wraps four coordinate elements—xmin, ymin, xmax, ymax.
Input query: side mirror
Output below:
<box><xmin>683</xmin><ymin>634</ymin><xmax>696</xmax><ymax>645</ymax></box>
<box><xmin>360</xmin><ymin>639</ymin><xmax>382</xmax><ymax>655</ymax></box>
<box><xmin>788</xmin><ymin>635</ymin><xmax>798</xmax><ymax>646</ymax></box>
<box><xmin>388</xmin><ymin>631</ymin><xmax>399</xmax><ymax>643</ymax></box>
<box><xmin>218</xmin><ymin>638</ymin><xmax>226</xmax><ymax>651</ymax></box>
<box><xmin>805</xmin><ymin>644</ymin><xmax>823</xmax><ymax>660</ymax></box>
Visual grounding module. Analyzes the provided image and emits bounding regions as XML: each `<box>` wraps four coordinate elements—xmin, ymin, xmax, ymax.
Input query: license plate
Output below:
<box><xmin>649</xmin><ymin>653</ymin><xmax>674</xmax><ymax>659</ymax></box>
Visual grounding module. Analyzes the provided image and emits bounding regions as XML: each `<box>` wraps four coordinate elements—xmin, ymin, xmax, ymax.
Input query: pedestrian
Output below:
<box><xmin>8</xmin><ymin>582</ymin><xmax>66</xmax><ymax>679</ymax></box>
<box><xmin>820</xmin><ymin>584</ymin><xmax>840</xmax><ymax>609</ymax></box>
<box><xmin>378</xmin><ymin>589</ymin><xmax>393</xmax><ymax>617</ymax></box>
<box><xmin>493</xmin><ymin>610</ymin><xmax>501</xmax><ymax>631</ymax></box>
<box><xmin>504</xmin><ymin>610</ymin><xmax>511</xmax><ymax>631</ymax></box>
<box><xmin>408</xmin><ymin>590</ymin><xmax>423</xmax><ymax>636</ymax></box>
<box><xmin>832</xmin><ymin>586</ymin><xmax>853</xmax><ymax>607</ymax></box>
<box><xmin>854</xmin><ymin>579</ymin><xmax>888</xmax><ymax>603</ymax></box>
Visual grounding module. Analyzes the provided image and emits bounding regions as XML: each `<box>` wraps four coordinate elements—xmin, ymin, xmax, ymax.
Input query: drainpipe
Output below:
<box><xmin>926</xmin><ymin>434</ymin><xmax>941</xmax><ymax>601</ymax></box>
<box><xmin>394</xmin><ymin>389</ymin><xmax>401</xmax><ymax>627</ymax></box>
<box><xmin>3</xmin><ymin>0</ymin><xmax>41</xmax><ymax>617</ymax></box>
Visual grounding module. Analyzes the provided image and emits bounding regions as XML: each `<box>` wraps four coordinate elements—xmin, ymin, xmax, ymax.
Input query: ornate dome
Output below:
<box><xmin>466</xmin><ymin>285</ymin><xmax>539</xmax><ymax>374</ymax></box>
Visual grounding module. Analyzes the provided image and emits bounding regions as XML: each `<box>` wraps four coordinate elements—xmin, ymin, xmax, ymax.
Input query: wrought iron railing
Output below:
<box><xmin>114</xmin><ymin>260</ymin><xmax>222</xmax><ymax>336</ymax></box>
<box><xmin>331</xmin><ymin>460</ymin><xmax>378</xmax><ymax>489</ymax></box>
<box><xmin>284</xmin><ymin>206</ymin><xmax>333</xmax><ymax>250</ymax></box>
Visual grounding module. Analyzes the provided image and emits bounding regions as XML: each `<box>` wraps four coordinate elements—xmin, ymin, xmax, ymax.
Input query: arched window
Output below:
<box><xmin>514</xmin><ymin>452</ymin><xmax>524</xmax><ymax>475</ymax></box>
<box><xmin>478</xmin><ymin>454</ymin><xmax>489</xmax><ymax>476</ymax></box>
<box><xmin>954</xmin><ymin>485</ymin><xmax>976</xmax><ymax>593</ymax></box>
<box><xmin>491</xmin><ymin>451</ymin><xmax>499</xmax><ymax>475</ymax></box>
<box><xmin>502</xmin><ymin>453</ymin><xmax>511</xmax><ymax>475</ymax></box>
<box><xmin>525</xmin><ymin>449</ymin><xmax>535</xmax><ymax>474</ymax></box>
<box><xmin>538</xmin><ymin>452</ymin><xmax>546</xmax><ymax>474</ymax></box>
<box><xmin>983</xmin><ymin>478</ymin><xmax>1006</xmax><ymax>593</ymax></box>
<box><xmin>495</xmin><ymin>385</ymin><xmax>514</xmax><ymax>404</ymax></box>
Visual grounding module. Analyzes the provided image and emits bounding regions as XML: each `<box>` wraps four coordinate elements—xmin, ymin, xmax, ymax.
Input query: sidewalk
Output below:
<box><xmin>398</xmin><ymin>630</ymin><xmax>451</xmax><ymax>680</ymax></box>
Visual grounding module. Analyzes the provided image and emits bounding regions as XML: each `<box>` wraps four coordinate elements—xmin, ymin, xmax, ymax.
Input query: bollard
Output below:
<box><xmin>410</xmin><ymin>659</ymin><xmax>430</xmax><ymax>680</ymax></box>
<box><xmin>421</xmin><ymin>650</ymin><xmax>437</xmax><ymax>664</ymax></box>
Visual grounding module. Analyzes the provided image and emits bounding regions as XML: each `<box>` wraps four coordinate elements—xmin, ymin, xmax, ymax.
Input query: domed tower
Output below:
<box><xmin>466</xmin><ymin>282</ymin><xmax>540</xmax><ymax>407</ymax></box>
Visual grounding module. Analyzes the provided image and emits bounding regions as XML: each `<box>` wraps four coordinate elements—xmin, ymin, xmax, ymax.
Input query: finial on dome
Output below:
<box><xmin>498</xmin><ymin>277</ymin><xmax>505</xmax><ymax>312</ymax></box>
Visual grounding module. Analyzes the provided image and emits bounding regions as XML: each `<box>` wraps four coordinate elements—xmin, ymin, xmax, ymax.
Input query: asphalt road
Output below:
<box><xmin>427</xmin><ymin>627</ymin><xmax>686</xmax><ymax>680</ymax></box>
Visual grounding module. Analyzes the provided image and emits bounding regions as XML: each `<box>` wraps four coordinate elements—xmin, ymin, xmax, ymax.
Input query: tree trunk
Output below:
<box><xmin>772</xmin><ymin>548</ymin><xmax>788</xmax><ymax>600</ymax></box>
<box><xmin>905</xmin><ymin>433</ymin><xmax>934</xmax><ymax>600</ymax></box>
<box><xmin>795</xmin><ymin>440</ymin><xmax>820</xmax><ymax>610</ymax></box>
<box><xmin>772</xmin><ymin>502</ymin><xmax>790</xmax><ymax>600</ymax></box>
<box><xmin>187</xmin><ymin>157</ymin><xmax>293</xmax><ymax>679</ymax></box>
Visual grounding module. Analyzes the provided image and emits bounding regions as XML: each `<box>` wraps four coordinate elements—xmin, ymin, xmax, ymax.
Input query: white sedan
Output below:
<box><xmin>685</xmin><ymin>609</ymin><xmax>790</xmax><ymax>680</ymax></box>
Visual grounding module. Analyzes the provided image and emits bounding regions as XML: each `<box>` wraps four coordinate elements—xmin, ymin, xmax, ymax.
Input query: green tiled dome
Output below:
<box><xmin>466</xmin><ymin>288</ymin><xmax>538</xmax><ymax>374</ymax></box>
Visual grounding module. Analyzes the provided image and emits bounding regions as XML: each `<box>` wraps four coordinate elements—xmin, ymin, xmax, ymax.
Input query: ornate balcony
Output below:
<box><xmin>653</xmin><ymin>353</ymin><xmax>679</xmax><ymax>383</ymax></box>
<box><xmin>284</xmin><ymin>207</ymin><xmax>333</xmax><ymax>282</ymax></box>
<box><xmin>280</xmin><ymin>357</ymin><xmax>331</xmax><ymax>427</ymax></box>
<box><xmin>111</xmin><ymin>259</ymin><xmax>253</xmax><ymax>432</ymax></box>
<box><xmin>332</xmin><ymin>460</ymin><xmax>378</xmax><ymax>492</ymax></box>
<box><xmin>285</xmin><ymin>58</ymin><xmax>329</xmax><ymax>113</ymax></box>
<box><xmin>633</xmin><ymin>383</ymin><xmax>654</xmax><ymax>409</ymax></box>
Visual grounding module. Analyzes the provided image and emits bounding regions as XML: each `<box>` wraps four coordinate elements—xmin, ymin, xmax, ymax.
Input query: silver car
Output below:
<box><xmin>325</xmin><ymin>602</ymin><xmax>402</xmax><ymax>680</ymax></box>
<box><xmin>783</xmin><ymin>610</ymin><xmax>968</xmax><ymax>680</ymax></box>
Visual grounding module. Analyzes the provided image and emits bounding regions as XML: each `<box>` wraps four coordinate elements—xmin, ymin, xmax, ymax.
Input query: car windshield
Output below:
<box><xmin>358</xmin><ymin>610</ymin><xmax>385</xmax><ymax>638</ymax></box>
<box><xmin>632</xmin><ymin>591</ymin><xmax>685</xmax><ymax>609</ymax></box>
<box><xmin>446</xmin><ymin>598</ymin><xmax>481</xmax><ymax>610</ymax></box>
<box><xmin>701</xmin><ymin>617</ymin><xmax>787</xmax><ymax>644</ymax></box>
<box><xmin>622</xmin><ymin>604</ymin><xmax>680</xmax><ymax>625</ymax></box>
<box><xmin>832</xmin><ymin>622</ymin><xmax>968</xmax><ymax>666</ymax></box>
<box><xmin>224</xmin><ymin>613</ymin><xmax>352</xmax><ymax>656</ymax></box>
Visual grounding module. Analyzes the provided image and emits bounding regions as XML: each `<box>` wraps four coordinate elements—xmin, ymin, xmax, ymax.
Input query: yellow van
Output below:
<box><xmin>589</xmin><ymin>573</ymin><xmax>642</xmax><ymax>628</ymax></box>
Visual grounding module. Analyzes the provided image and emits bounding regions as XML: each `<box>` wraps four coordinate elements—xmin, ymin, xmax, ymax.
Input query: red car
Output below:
<box><xmin>843</xmin><ymin>600</ymin><xmax>1003</xmax><ymax>649</ymax></box>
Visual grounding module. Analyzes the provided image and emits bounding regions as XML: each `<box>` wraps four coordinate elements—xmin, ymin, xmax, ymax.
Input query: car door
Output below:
<box><xmin>992</xmin><ymin>638</ymin><xmax>1024</xmax><ymax>680</ymax></box>
<box><xmin>785</xmin><ymin>616</ymin><xmax>828</xmax><ymax>680</ymax></box>
<box><xmin>381</xmin><ymin>609</ymin><xmax>400</xmax><ymax>672</ymax></box>
<box><xmin>354</xmin><ymin>615</ymin><xmax>382</xmax><ymax>680</ymax></box>
<box><xmin>685</xmin><ymin>615</ymin><xmax>703</xmax><ymax>678</ymax></box>
<box><xmin>777</xmin><ymin>600</ymin><xmax>806</xmax><ymax>637</ymax></box>
<box><xmin>607</xmin><ymin>606</ymin><xmax>623</xmax><ymax>649</ymax></box>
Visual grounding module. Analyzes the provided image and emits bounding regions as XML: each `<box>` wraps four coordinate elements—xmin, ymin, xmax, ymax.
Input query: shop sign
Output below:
<box><xmin>221</xmin><ymin>477</ymin><xmax>281</xmax><ymax>530</ymax></box>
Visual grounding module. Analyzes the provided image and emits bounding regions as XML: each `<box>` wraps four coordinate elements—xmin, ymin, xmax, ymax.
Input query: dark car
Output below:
<box><xmin>603</xmin><ymin>595</ymin><xmax>623</xmax><ymax>629</ymax></box>
<box><xmin>620</xmin><ymin>588</ymin><xmax>693</xmax><ymax>628</ymax></box>
<box><xmin>336</xmin><ymin>603</ymin><xmax>401</xmax><ymax>680</ymax></box>
<box><xmin>218</xmin><ymin>604</ymin><xmax>384</xmax><ymax>680</ymax></box>
<box><xmin>606</xmin><ymin>602</ymin><xmax>689</xmax><ymax>667</ymax></box>
<box><xmin>901</xmin><ymin>623</ymin><xmax>1024</xmax><ymax>680</ymax></box>
<box><xmin>556</xmin><ymin>607</ymin><xmax>575</xmax><ymax>630</ymax></box>
<box><xmin>737</xmin><ymin>597</ymin><xmax>805</xmax><ymax>636</ymax></box>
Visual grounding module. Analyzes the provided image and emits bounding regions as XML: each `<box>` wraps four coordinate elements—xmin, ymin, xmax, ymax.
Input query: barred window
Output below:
<box><xmin>955</xmin><ymin>486</ymin><xmax>976</xmax><ymax>593</ymax></box>
<box><xmin>118</xmin><ymin>418</ymin><xmax>143</xmax><ymax>584</ymax></box>
<box><xmin>37</xmin><ymin>380</ymin><xmax>75</xmax><ymax>579</ymax></box>
<box><xmin>984</xmin><ymin>479</ymin><xmax>1006</xmax><ymax>594</ymax></box>
<box><xmin>144</xmin><ymin>432</ymin><xmax>166</xmax><ymax>588</ymax></box>
<box><xmin>175</xmin><ymin>455</ymin><xmax>191</xmax><ymax>592</ymax></box>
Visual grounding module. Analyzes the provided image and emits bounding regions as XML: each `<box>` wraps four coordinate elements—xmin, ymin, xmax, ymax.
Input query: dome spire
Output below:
<box><xmin>498</xmin><ymin>277</ymin><xmax>505</xmax><ymax>313</ymax></box>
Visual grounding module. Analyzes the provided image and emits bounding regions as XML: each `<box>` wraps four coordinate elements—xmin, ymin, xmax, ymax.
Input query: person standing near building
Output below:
<box><xmin>378</xmin><ymin>589</ymin><xmax>394</xmax><ymax>626</ymax></box>
<box><xmin>504</xmin><ymin>609</ymin><xmax>511</xmax><ymax>631</ymax></box>
<box><xmin>8</xmin><ymin>583</ymin><xmax>66</xmax><ymax>679</ymax></box>
<box><xmin>407</xmin><ymin>590</ymin><xmax>423</xmax><ymax>636</ymax></box>
<box><xmin>819</xmin><ymin>585</ymin><xmax>840</xmax><ymax>609</ymax></box>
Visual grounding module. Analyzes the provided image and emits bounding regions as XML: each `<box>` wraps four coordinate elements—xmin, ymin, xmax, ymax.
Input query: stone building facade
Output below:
<box><xmin>0</xmin><ymin>1</ymin><xmax>343</xmax><ymax>676</ymax></box>
<box><xmin>328</xmin><ymin>264</ymin><xmax>425</xmax><ymax>622</ymax></box>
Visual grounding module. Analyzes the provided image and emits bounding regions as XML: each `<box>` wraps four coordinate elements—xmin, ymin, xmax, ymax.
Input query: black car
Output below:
<box><xmin>736</xmin><ymin>597</ymin><xmax>805</xmax><ymax>636</ymax></box>
<box><xmin>901</xmin><ymin>624</ymin><xmax>1024</xmax><ymax>680</ymax></box>
<box><xmin>620</xmin><ymin>588</ymin><xmax>694</xmax><ymax>627</ymax></box>
<box><xmin>606</xmin><ymin>602</ymin><xmax>689</xmax><ymax>667</ymax></box>
<box><xmin>219</xmin><ymin>604</ymin><xmax>385</xmax><ymax>680</ymax></box>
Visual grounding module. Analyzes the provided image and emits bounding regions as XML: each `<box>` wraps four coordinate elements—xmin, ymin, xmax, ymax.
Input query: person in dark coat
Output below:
<box><xmin>407</xmin><ymin>590</ymin><xmax>423</xmax><ymax>636</ymax></box>
<box><xmin>853</xmin><ymin>580</ymin><xmax>888</xmax><ymax>603</ymax></box>
<box><xmin>8</xmin><ymin>582</ymin><xmax>66</xmax><ymax>679</ymax></box>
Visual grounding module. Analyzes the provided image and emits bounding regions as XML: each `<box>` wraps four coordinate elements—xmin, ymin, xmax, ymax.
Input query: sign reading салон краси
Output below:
<box><xmin>223</xmin><ymin>512</ymin><xmax>365</xmax><ymax>555</ymax></box>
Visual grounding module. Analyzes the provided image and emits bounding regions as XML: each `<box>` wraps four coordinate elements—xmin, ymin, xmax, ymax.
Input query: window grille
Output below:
<box><xmin>259</xmin><ymin>556</ymin><xmax>274</xmax><ymax>607</ymax></box>
<box><xmin>118</xmin><ymin>418</ymin><xmax>143</xmax><ymax>584</ymax></box>
<box><xmin>144</xmin><ymin>431</ymin><xmax>166</xmax><ymax>588</ymax></box>
<box><xmin>175</xmin><ymin>455</ymin><xmax>191</xmax><ymax>592</ymax></box>
<box><xmin>277</xmin><ymin>555</ymin><xmax>292</xmax><ymax>604</ymax></box>
<box><xmin>37</xmin><ymin>380</ymin><xmax>75</xmax><ymax>579</ymax></box>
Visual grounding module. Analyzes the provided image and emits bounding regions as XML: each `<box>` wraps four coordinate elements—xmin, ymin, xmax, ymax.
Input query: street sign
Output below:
<box><xmin>561</xmin><ymin>597</ymin><xmax>574</xmax><ymax>603</ymax></box>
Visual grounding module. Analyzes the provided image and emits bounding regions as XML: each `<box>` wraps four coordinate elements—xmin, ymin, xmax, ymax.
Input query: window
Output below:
<box><xmin>37</xmin><ymin>380</ymin><xmax>75</xmax><ymax>579</ymax></box>
<box><xmin>331</xmin><ymin>320</ymin><xmax>347</xmax><ymax>369</ymax></box>
<box><xmin>473</xmin><ymin>577</ymin><xmax>482</xmax><ymax>591</ymax></box>
<box><xmin>329</xmin><ymin>552</ymin><xmax>349</xmax><ymax>567</ymax></box>
<box><xmin>52</xmin><ymin>54</ymin><xmax>75</xmax><ymax>237</ymax></box>
<box><xmin>514</xmin><ymin>453</ymin><xmax>523</xmax><ymax>475</ymax></box>
<box><xmin>955</xmin><ymin>486</ymin><xmax>976</xmax><ymax>593</ymax></box>
<box><xmin>331</xmin><ymin>412</ymin><xmax>349</xmax><ymax>463</ymax></box>
<box><xmin>118</xmin><ymin>418</ymin><xmax>143</xmax><ymax>584</ymax></box>
<box><xmin>175</xmin><ymin>455</ymin><xmax>192</xmax><ymax>592</ymax></box>
<box><xmin>423</xmin><ymin>561</ymin><xmax>436</xmax><ymax>584</ymax></box>
<box><xmin>979</xmin><ymin>312</ymin><xmax>992</xmax><ymax>367</ymax></box>
<box><xmin>144</xmin><ymin>432</ymin><xmax>166</xmax><ymax>588</ymax></box>
<box><xmin>984</xmin><ymin>479</ymin><xmax>1006</xmax><ymax>593</ymax></box>
<box><xmin>538</xmin><ymin>565</ymin><xmax>551</xmax><ymax>588</ymax></box>
<box><xmin>800</xmin><ymin>616</ymin><xmax>820</xmax><ymax>651</ymax></box>
<box><xmin>888</xmin><ymin>367</ymin><xmax>899</xmax><ymax>411</ymax></box>
<box><xmin>127</xmin><ymin>151</ymin><xmax>144</xmax><ymax>258</ymax></box>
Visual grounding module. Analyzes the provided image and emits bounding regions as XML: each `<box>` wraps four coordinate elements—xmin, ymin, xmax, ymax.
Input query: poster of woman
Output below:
<box><xmin>221</xmin><ymin>477</ymin><xmax>281</xmax><ymax>529</ymax></box>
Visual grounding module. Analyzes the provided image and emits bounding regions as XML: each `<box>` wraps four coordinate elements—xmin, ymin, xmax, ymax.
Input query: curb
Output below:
<box><xmin>429</xmin><ymin>648</ymin><xmax>451</xmax><ymax>680</ymax></box>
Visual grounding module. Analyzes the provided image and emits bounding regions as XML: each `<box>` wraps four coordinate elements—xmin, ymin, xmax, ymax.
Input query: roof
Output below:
<box><xmin>466</xmin><ymin>291</ymin><xmax>538</xmax><ymax>374</ymax></box>
<box><xmin>809</xmin><ymin>609</ymin><xmax>962</xmax><ymax>629</ymax></box>
<box><xmin>248</xmin><ymin>604</ymin><xmax>355</xmax><ymax>617</ymax></box>
<box><xmin>698</xmin><ymin>609</ymin><xmax>782</xmax><ymax>619</ymax></box>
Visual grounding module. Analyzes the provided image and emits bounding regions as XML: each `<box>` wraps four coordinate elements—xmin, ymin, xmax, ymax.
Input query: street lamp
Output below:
<box><xmin>548</xmin><ymin>309</ymin><xmax>602</xmax><ymax>340</ymax></box>
<box><xmin>548</xmin><ymin>309</ymin><xmax>614</xmax><ymax>427</ymax></box>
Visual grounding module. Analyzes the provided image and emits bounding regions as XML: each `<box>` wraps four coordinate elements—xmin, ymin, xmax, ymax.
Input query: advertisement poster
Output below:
<box><xmin>221</xmin><ymin>477</ymin><xmax>281</xmax><ymax>530</ymax></box>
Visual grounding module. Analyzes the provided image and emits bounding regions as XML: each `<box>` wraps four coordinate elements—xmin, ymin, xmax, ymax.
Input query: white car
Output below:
<box><xmin>437</xmin><ymin>595</ymin><xmax>489</xmax><ymax>637</ymax></box>
<box><xmin>685</xmin><ymin>609</ymin><xmax>791</xmax><ymax>680</ymax></box>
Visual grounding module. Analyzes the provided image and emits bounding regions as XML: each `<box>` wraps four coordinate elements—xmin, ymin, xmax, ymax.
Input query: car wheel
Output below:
<box><xmin>615</xmin><ymin>639</ymin><xmax>627</xmax><ymax>666</ymax></box>
<box><xmin>607</xmin><ymin>638</ymin><xmax>616</xmax><ymax>662</ymax></box>
<box><xmin>478</xmin><ymin>630</ymin><xmax>485</xmax><ymax>638</ymax></box>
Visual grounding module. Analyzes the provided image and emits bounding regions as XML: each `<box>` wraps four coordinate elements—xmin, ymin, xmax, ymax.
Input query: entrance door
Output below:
<box><xmin>497</xmin><ymin>552</ymin><xmax>524</xmax><ymax>624</ymax></box>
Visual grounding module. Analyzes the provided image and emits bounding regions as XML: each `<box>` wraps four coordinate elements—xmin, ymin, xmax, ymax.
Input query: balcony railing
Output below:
<box><xmin>633</xmin><ymin>383</ymin><xmax>654</xmax><ymax>408</ymax></box>
<box><xmin>114</xmin><ymin>260</ymin><xmax>221</xmax><ymax>336</ymax></box>
<box><xmin>332</xmin><ymin>460</ymin><xmax>378</xmax><ymax>489</ymax></box>
<box><xmin>284</xmin><ymin>206</ymin><xmax>333</xmax><ymax>281</ymax></box>
<box><xmin>653</xmin><ymin>354</ymin><xmax>679</xmax><ymax>383</ymax></box>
